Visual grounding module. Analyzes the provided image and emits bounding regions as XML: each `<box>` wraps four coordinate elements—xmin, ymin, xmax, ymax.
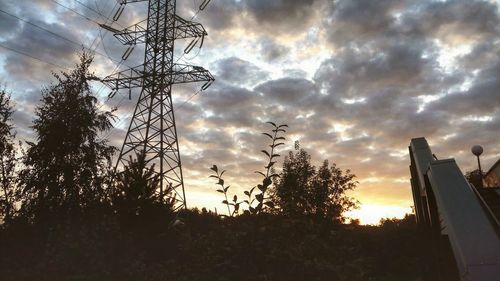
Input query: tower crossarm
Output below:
<box><xmin>102</xmin><ymin>15</ymin><xmax>206</xmax><ymax>46</ymax></box>
<box><xmin>117</xmin><ymin>0</ymin><xmax>148</xmax><ymax>4</ymax></box>
<box><xmin>171</xmin><ymin>64</ymin><xmax>214</xmax><ymax>86</ymax></box>
<box><xmin>100</xmin><ymin>20</ymin><xmax>147</xmax><ymax>46</ymax></box>
<box><xmin>100</xmin><ymin>65</ymin><xmax>144</xmax><ymax>91</ymax></box>
<box><xmin>174</xmin><ymin>15</ymin><xmax>207</xmax><ymax>40</ymax></box>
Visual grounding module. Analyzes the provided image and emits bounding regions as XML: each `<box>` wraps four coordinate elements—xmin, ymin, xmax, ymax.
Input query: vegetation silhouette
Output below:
<box><xmin>18</xmin><ymin>52</ymin><xmax>115</xmax><ymax>222</ymax></box>
<box><xmin>0</xmin><ymin>89</ymin><xmax>16</xmax><ymax>223</ymax></box>
<box><xmin>0</xmin><ymin>53</ymin><xmax>421</xmax><ymax>281</ymax></box>
<box><xmin>210</xmin><ymin>122</ymin><xmax>286</xmax><ymax>216</ymax></box>
<box><xmin>273</xmin><ymin>149</ymin><xmax>359</xmax><ymax>222</ymax></box>
<box><xmin>465</xmin><ymin>169</ymin><xmax>484</xmax><ymax>188</ymax></box>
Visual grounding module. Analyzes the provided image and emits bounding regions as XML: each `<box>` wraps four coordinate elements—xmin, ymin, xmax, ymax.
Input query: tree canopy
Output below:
<box><xmin>273</xmin><ymin>148</ymin><xmax>358</xmax><ymax>221</ymax></box>
<box><xmin>0</xmin><ymin>89</ymin><xmax>16</xmax><ymax>223</ymax></box>
<box><xmin>19</xmin><ymin>53</ymin><xmax>115</xmax><ymax>220</ymax></box>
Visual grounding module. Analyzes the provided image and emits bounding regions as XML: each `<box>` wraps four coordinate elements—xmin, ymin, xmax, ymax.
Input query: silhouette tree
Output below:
<box><xmin>323</xmin><ymin>162</ymin><xmax>358</xmax><ymax>221</ymax></box>
<box><xmin>19</xmin><ymin>52</ymin><xmax>115</xmax><ymax>220</ymax></box>
<box><xmin>274</xmin><ymin>149</ymin><xmax>315</xmax><ymax>216</ymax></box>
<box><xmin>273</xmin><ymin>148</ymin><xmax>358</xmax><ymax>221</ymax></box>
<box><xmin>310</xmin><ymin>160</ymin><xmax>331</xmax><ymax>217</ymax></box>
<box><xmin>465</xmin><ymin>169</ymin><xmax>484</xmax><ymax>188</ymax></box>
<box><xmin>0</xmin><ymin>90</ymin><xmax>17</xmax><ymax>223</ymax></box>
<box><xmin>111</xmin><ymin>153</ymin><xmax>173</xmax><ymax>218</ymax></box>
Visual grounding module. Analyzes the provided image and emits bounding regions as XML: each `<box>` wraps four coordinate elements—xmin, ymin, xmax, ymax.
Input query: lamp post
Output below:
<box><xmin>471</xmin><ymin>145</ymin><xmax>484</xmax><ymax>188</ymax></box>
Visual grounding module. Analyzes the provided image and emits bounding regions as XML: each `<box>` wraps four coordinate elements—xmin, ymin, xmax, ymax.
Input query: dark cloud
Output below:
<box><xmin>400</xmin><ymin>0</ymin><xmax>499</xmax><ymax>44</ymax></box>
<box><xmin>192</xmin><ymin>0</ymin><xmax>240</xmax><ymax>31</ymax></box>
<box><xmin>213</xmin><ymin>57</ymin><xmax>270</xmax><ymax>85</ymax></box>
<box><xmin>258</xmin><ymin>38</ymin><xmax>290</xmax><ymax>62</ymax></box>
<box><xmin>243</xmin><ymin>0</ymin><xmax>323</xmax><ymax>32</ymax></box>
<box><xmin>255</xmin><ymin>77</ymin><xmax>317</xmax><ymax>105</ymax></box>
<box><xmin>326</xmin><ymin>0</ymin><xmax>404</xmax><ymax>45</ymax></box>
<box><xmin>428</xmin><ymin>79</ymin><xmax>500</xmax><ymax>115</ymax></box>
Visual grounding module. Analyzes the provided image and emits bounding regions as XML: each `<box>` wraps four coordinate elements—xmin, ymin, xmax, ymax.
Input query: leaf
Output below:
<box><xmin>266</xmin><ymin>162</ymin><xmax>276</xmax><ymax>169</ymax></box>
<box><xmin>273</xmin><ymin>142</ymin><xmax>285</xmax><ymax>147</ymax></box>
<box><xmin>244</xmin><ymin>200</ymin><xmax>249</xmax><ymax>204</ymax></box>
<box><xmin>256</xmin><ymin>202</ymin><xmax>263</xmax><ymax>211</ymax></box>
<box><xmin>220</xmin><ymin>170</ymin><xmax>225</xmax><ymax>177</ymax></box>
<box><xmin>270</xmin><ymin>173</ymin><xmax>280</xmax><ymax>178</ymax></box>
<box><xmin>276</xmin><ymin>129</ymin><xmax>286</xmax><ymax>133</ymax></box>
<box><xmin>266</xmin><ymin>121</ymin><xmax>277</xmax><ymax>127</ymax></box>
<box><xmin>218</xmin><ymin>178</ymin><xmax>224</xmax><ymax>186</ymax></box>
<box><xmin>244</xmin><ymin>191</ymin><xmax>250</xmax><ymax>196</ymax></box>
<box><xmin>261</xmin><ymin>150</ymin><xmax>270</xmax><ymax>157</ymax></box>
<box><xmin>250</xmin><ymin>186</ymin><xmax>256</xmax><ymax>193</ymax></box>
<box><xmin>271</xmin><ymin>154</ymin><xmax>280</xmax><ymax>159</ymax></box>
<box><xmin>234</xmin><ymin>203</ymin><xmax>240</xmax><ymax>211</ymax></box>
<box><xmin>256</xmin><ymin>193</ymin><xmax>264</xmax><ymax>202</ymax></box>
<box><xmin>222</xmin><ymin>200</ymin><xmax>228</xmax><ymax>205</ymax></box>
<box><xmin>209</xmin><ymin>175</ymin><xmax>219</xmax><ymax>178</ymax></box>
<box><xmin>210</xmin><ymin>165</ymin><xmax>218</xmax><ymax>173</ymax></box>
<box><xmin>217</xmin><ymin>189</ymin><xmax>224</xmax><ymax>193</ymax></box>
<box><xmin>257</xmin><ymin>184</ymin><xmax>264</xmax><ymax>192</ymax></box>
<box><xmin>224</xmin><ymin>186</ymin><xmax>230</xmax><ymax>192</ymax></box>
<box><xmin>264</xmin><ymin>201</ymin><xmax>275</xmax><ymax>208</ymax></box>
<box><xmin>255</xmin><ymin>171</ymin><xmax>266</xmax><ymax>177</ymax></box>
<box><xmin>262</xmin><ymin>132</ymin><xmax>273</xmax><ymax>139</ymax></box>
<box><xmin>263</xmin><ymin>177</ymin><xmax>272</xmax><ymax>187</ymax></box>
<box><xmin>233</xmin><ymin>195</ymin><xmax>237</xmax><ymax>202</ymax></box>
<box><xmin>278</xmin><ymin>124</ymin><xmax>289</xmax><ymax>128</ymax></box>
<box><xmin>275</xmin><ymin>137</ymin><xmax>286</xmax><ymax>141</ymax></box>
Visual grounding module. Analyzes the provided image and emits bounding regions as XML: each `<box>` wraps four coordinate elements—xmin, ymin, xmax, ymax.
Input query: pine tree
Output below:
<box><xmin>19</xmin><ymin>53</ymin><xmax>115</xmax><ymax>220</ymax></box>
<box><xmin>112</xmin><ymin>153</ymin><xmax>161</xmax><ymax>217</ymax></box>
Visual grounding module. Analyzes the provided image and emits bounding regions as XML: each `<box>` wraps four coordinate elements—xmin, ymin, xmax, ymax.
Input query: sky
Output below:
<box><xmin>1</xmin><ymin>0</ymin><xmax>499</xmax><ymax>224</ymax></box>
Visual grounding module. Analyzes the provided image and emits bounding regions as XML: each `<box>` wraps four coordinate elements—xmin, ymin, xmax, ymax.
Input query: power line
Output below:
<box><xmin>177</xmin><ymin>88</ymin><xmax>203</xmax><ymax>110</ymax></box>
<box><xmin>0</xmin><ymin>42</ymin><xmax>71</xmax><ymax>71</ymax></box>
<box><xmin>51</xmin><ymin>0</ymin><xmax>101</xmax><ymax>25</ymax></box>
<box><xmin>0</xmin><ymin>8</ymin><xmax>130</xmax><ymax>68</ymax></box>
<box><xmin>0</xmin><ymin>5</ymin><xmax>129</xmax><ymax>114</ymax></box>
<box><xmin>73</xmin><ymin>0</ymin><xmax>107</xmax><ymax>20</ymax></box>
<box><xmin>73</xmin><ymin>0</ymin><xmax>126</xmax><ymax>29</ymax></box>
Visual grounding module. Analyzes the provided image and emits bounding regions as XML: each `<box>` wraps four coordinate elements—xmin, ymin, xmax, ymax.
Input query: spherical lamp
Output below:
<box><xmin>471</xmin><ymin>145</ymin><xmax>484</xmax><ymax>188</ymax></box>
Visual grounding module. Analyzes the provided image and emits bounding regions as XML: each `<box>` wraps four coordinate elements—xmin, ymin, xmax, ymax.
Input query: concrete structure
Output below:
<box><xmin>409</xmin><ymin>138</ymin><xmax>500</xmax><ymax>281</ymax></box>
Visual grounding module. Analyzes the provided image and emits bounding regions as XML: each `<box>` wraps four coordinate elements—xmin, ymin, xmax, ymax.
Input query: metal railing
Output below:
<box><xmin>409</xmin><ymin>137</ymin><xmax>500</xmax><ymax>281</ymax></box>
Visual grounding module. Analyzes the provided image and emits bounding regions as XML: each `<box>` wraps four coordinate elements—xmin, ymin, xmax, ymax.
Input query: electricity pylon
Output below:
<box><xmin>98</xmin><ymin>0</ymin><xmax>214</xmax><ymax>209</ymax></box>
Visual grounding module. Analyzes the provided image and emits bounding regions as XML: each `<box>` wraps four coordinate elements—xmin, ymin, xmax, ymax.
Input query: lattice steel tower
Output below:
<box><xmin>99</xmin><ymin>0</ymin><xmax>214</xmax><ymax>209</ymax></box>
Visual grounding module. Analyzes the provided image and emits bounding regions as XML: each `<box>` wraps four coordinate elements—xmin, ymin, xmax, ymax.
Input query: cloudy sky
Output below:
<box><xmin>1</xmin><ymin>0</ymin><xmax>499</xmax><ymax>224</ymax></box>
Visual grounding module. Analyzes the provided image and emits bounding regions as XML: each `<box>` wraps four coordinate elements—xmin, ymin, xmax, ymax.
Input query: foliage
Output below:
<box><xmin>0</xmin><ymin>211</ymin><xmax>421</xmax><ymax>281</ymax></box>
<box><xmin>248</xmin><ymin>122</ymin><xmax>287</xmax><ymax>214</ymax></box>
<box><xmin>0</xmin><ymin>89</ymin><xmax>17</xmax><ymax>223</ymax></box>
<box><xmin>18</xmin><ymin>52</ymin><xmax>115</xmax><ymax>221</ymax></box>
<box><xmin>274</xmin><ymin>148</ymin><xmax>315</xmax><ymax>216</ymax></box>
<box><xmin>112</xmin><ymin>153</ymin><xmax>174</xmax><ymax>219</ymax></box>
<box><xmin>209</xmin><ymin>165</ymin><xmax>242</xmax><ymax>217</ymax></box>
<box><xmin>465</xmin><ymin>169</ymin><xmax>484</xmax><ymax>188</ymax></box>
<box><xmin>210</xmin><ymin>122</ymin><xmax>287</xmax><ymax>216</ymax></box>
<box><xmin>273</xmin><ymin>148</ymin><xmax>359</xmax><ymax>221</ymax></box>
